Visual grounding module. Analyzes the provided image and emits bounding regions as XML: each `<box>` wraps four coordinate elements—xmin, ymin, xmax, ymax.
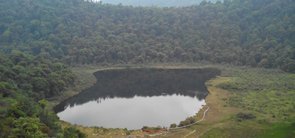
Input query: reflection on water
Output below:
<box><xmin>55</xmin><ymin>68</ymin><xmax>220</xmax><ymax>129</ymax></box>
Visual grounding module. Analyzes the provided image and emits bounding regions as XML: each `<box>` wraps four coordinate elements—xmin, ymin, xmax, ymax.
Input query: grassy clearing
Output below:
<box><xmin>200</xmin><ymin>67</ymin><xmax>295</xmax><ymax>138</ymax></box>
<box><xmin>258</xmin><ymin>122</ymin><xmax>295</xmax><ymax>138</ymax></box>
<box><xmin>60</xmin><ymin>121</ymin><xmax>144</xmax><ymax>138</ymax></box>
<box><xmin>220</xmin><ymin>67</ymin><xmax>295</xmax><ymax>121</ymax></box>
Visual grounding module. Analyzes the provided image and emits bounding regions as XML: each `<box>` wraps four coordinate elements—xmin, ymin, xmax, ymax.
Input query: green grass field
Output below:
<box><xmin>200</xmin><ymin>67</ymin><xmax>295</xmax><ymax>138</ymax></box>
<box><xmin>221</xmin><ymin>67</ymin><xmax>295</xmax><ymax>120</ymax></box>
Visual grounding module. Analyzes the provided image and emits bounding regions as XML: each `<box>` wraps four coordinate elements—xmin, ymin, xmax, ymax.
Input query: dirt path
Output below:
<box><xmin>146</xmin><ymin>106</ymin><xmax>210</xmax><ymax>137</ymax></box>
<box><xmin>184</xmin><ymin>130</ymin><xmax>196</xmax><ymax>138</ymax></box>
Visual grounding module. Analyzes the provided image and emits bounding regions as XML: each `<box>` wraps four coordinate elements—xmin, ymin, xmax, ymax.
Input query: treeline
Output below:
<box><xmin>0</xmin><ymin>52</ymin><xmax>84</xmax><ymax>137</ymax></box>
<box><xmin>0</xmin><ymin>0</ymin><xmax>294</xmax><ymax>72</ymax></box>
<box><xmin>100</xmin><ymin>0</ymin><xmax>220</xmax><ymax>7</ymax></box>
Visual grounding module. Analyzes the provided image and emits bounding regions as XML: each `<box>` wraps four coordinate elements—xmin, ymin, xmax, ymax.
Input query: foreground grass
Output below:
<box><xmin>200</xmin><ymin>67</ymin><xmax>295</xmax><ymax>138</ymax></box>
<box><xmin>50</xmin><ymin>64</ymin><xmax>295</xmax><ymax>137</ymax></box>
<box><xmin>220</xmin><ymin>68</ymin><xmax>295</xmax><ymax>121</ymax></box>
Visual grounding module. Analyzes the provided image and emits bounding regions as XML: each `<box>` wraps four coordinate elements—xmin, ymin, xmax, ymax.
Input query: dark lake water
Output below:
<box><xmin>55</xmin><ymin>68</ymin><xmax>220</xmax><ymax>129</ymax></box>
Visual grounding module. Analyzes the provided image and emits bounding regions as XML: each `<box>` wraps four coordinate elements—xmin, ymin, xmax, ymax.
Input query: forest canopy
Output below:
<box><xmin>0</xmin><ymin>52</ymin><xmax>83</xmax><ymax>137</ymax></box>
<box><xmin>0</xmin><ymin>0</ymin><xmax>294</xmax><ymax>72</ymax></box>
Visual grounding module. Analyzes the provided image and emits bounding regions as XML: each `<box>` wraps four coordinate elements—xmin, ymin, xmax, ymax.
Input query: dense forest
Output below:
<box><xmin>0</xmin><ymin>0</ymin><xmax>294</xmax><ymax>72</ymax></box>
<box><xmin>0</xmin><ymin>52</ymin><xmax>85</xmax><ymax>137</ymax></box>
<box><xmin>0</xmin><ymin>0</ymin><xmax>294</xmax><ymax>137</ymax></box>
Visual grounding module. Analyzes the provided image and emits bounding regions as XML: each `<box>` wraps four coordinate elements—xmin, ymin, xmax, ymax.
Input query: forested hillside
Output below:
<box><xmin>0</xmin><ymin>52</ymin><xmax>85</xmax><ymax>137</ymax></box>
<box><xmin>0</xmin><ymin>0</ymin><xmax>294</xmax><ymax>72</ymax></box>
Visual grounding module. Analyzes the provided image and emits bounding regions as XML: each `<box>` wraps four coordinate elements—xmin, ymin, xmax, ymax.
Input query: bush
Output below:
<box><xmin>170</xmin><ymin>123</ymin><xmax>177</xmax><ymax>128</ymax></box>
<box><xmin>12</xmin><ymin>117</ymin><xmax>47</xmax><ymax>138</ymax></box>
<box><xmin>236</xmin><ymin>112</ymin><xmax>256</xmax><ymax>122</ymax></box>
<box><xmin>63</xmin><ymin>127</ymin><xmax>86</xmax><ymax>138</ymax></box>
<box><xmin>178</xmin><ymin>117</ymin><xmax>195</xmax><ymax>127</ymax></box>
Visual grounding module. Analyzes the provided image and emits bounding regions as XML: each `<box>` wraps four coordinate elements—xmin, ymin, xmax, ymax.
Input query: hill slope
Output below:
<box><xmin>0</xmin><ymin>0</ymin><xmax>294</xmax><ymax>72</ymax></box>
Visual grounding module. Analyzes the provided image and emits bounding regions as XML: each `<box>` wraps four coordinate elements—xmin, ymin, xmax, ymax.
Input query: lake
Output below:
<box><xmin>55</xmin><ymin>68</ymin><xmax>220</xmax><ymax>129</ymax></box>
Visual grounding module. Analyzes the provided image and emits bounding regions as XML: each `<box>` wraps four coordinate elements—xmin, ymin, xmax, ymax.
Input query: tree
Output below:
<box><xmin>64</xmin><ymin>127</ymin><xmax>86</xmax><ymax>138</ymax></box>
<box><xmin>12</xmin><ymin>117</ymin><xmax>47</xmax><ymax>138</ymax></box>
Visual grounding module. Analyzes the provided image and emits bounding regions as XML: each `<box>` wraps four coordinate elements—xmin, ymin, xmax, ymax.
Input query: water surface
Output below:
<box><xmin>55</xmin><ymin>68</ymin><xmax>220</xmax><ymax>129</ymax></box>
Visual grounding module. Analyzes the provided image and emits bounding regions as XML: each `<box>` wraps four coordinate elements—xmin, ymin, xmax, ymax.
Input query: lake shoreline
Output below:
<box><xmin>49</xmin><ymin>64</ymin><xmax>229</xmax><ymax>137</ymax></box>
<box><xmin>55</xmin><ymin>67</ymin><xmax>218</xmax><ymax>129</ymax></box>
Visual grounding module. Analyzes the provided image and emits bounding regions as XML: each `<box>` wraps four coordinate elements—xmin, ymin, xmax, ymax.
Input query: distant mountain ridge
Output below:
<box><xmin>101</xmin><ymin>0</ymin><xmax>222</xmax><ymax>7</ymax></box>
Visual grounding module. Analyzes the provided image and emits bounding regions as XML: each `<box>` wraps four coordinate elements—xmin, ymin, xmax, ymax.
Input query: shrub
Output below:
<box><xmin>236</xmin><ymin>112</ymin><xmax>256</xmax><ymax>122</ymax></box>
<box><xmin>170</xmin><ymin>123</ymin><xmax>177</xmax><ymax>128</ymax></box>
<box><xmin>64</xmin><ymin>127</ymin><xmax>86</xmax><ymax>138</ymax></box>
<box><xmin>178</xmin><ymin>117</ymin><xmax>195</xmax><ymax>127</ymax></box>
